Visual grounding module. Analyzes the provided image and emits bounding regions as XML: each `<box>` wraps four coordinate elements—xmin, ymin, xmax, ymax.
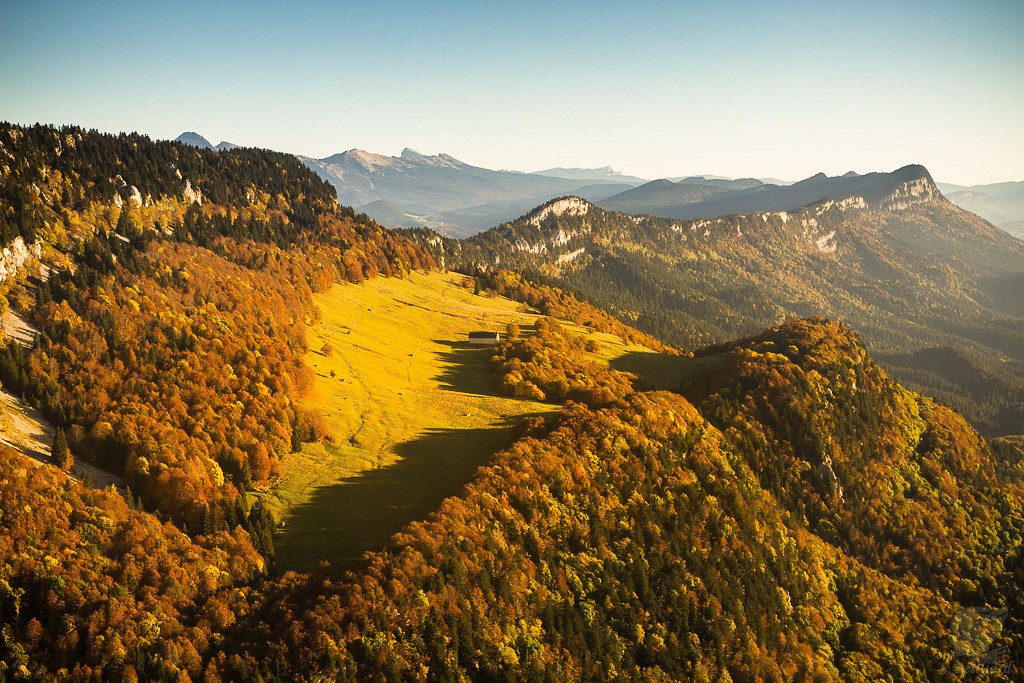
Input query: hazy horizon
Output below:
<box><xmin>2</xmin><ymin>0</ymin><xmax>1022</xmax><ymax>186</ymax></box>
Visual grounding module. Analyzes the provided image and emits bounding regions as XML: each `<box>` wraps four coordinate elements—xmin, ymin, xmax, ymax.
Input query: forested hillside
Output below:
<box><xmin>411</xmin><ymin>188</ymin><xmax>1024</xmax><ymax>436</ymax></box>
<box><xmin>0</xmin><ymin>123</ymin><xmax>432</xmax><ymax>531</ymax></box>
<box><xmin>209</xmin><ymin>319</ymin><xmax>1021</xmax><ymax>680</ymax></box>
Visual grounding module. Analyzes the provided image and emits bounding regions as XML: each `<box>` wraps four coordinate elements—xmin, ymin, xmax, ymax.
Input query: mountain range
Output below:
<box><xmin>299</xmin><ymin>148</ymin><xmax>640</xmax><ymax>237</ymax></box>
<box><xmin>597</xmin><ymin>166</ymin><xmax>936</xmax><ymax>219</ymax></box>
<box><xmin>300</xmin><ymin>149</ymin><xmax>1024</xmax><ymax>239</ymax></box>
<box><xmin>174</xmin><ymin>132</ymin><xmax>1024</xmax><ymax>242</ymax></box>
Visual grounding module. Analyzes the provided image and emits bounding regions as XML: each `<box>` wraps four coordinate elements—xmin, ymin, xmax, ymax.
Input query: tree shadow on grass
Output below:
<box><xmin>609</xmin><ymin>351</ymin><xmax>727</xmax><ymax>392</ymax></box>
<box><xmin>432</xmin><ymin>339</ymin><xmax>502</xmax><ymax>397</ymax></box>
<box><xmin>276</xmin><ymin>418</ymin><xmax>531</xmax><ymax>572</ymax></box>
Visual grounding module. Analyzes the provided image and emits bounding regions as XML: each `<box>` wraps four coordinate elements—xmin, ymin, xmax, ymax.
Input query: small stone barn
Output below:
<box><xmin>468</xmin><ymin>331</ymin><xmax>501</xmax><ymax>345</ymax></box>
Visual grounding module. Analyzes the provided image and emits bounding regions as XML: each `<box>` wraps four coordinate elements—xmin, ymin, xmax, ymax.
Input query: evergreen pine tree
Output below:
<box><xmin>51</xmin><ymin>426</ymin><xmax>72</xmax><ymax>471</ymax></box>
<box><xmin>246</xmin><ymin>499</ymin><xmax>276</xmax><ymax>561</ymax></box>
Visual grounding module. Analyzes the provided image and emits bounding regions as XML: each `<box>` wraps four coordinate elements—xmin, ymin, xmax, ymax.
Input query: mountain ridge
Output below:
<box><xmin>599</xmin><ymin>164</ymin><xmax>942</xmax><ymax>219</ymax></box>
<box><xmin>173</xmin><ymin>130</ymin><xmax>1021</xmax><ymax>239</ymax></box>
<box><xmin>409</xmin><ymin>170</ymin><xmax>1024</xmax><ymax>436</ymax></box>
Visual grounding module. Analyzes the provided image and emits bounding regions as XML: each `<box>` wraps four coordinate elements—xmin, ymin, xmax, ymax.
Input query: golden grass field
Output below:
<box><xmin>266</xmin><ymin>271</ymin><xmax>701</xmax><ymax>569</ymax></box>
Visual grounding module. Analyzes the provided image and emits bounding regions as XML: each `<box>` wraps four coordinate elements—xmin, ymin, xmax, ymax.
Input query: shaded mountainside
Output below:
<box><xmin>598</xmin><ymin>179</ymin><xmax>732</xmax><ymax>215</ymax></box>
<box><xmin>600</xmin><ymin>175</ymin><xmax>766</xmax><ymax>215</ymax></box>
<box><xmin>598</xmin><ymin>165</ymin><xmax>941</xmax><ymax>220</ymax></box>
<box><xmin>410</xmin><ymin>178</ymin><xmax>1024</xmax><ymax>436</ymax></box>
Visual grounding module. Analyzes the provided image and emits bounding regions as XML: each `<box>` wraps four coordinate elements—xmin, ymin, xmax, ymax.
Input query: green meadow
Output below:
<box><xmin>267</xmin><ymin>271</ymin><xmax>681</xmax><ymax>569</ymax></box>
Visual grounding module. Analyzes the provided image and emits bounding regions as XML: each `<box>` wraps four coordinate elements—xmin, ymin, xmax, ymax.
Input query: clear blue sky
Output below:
<box><xmin>2</xmin><ymin>0</ymin><xmax>1022</xmax><ymax>184</ymax></box>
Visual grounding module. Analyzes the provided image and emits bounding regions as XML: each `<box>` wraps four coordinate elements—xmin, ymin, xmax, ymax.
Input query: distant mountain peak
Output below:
<box><xmin>341</xmin><ymin>149</ymin><xmax>394</xmax><ymax>170</ymax></box>
<box><xmin>174</xmin><ymin>132</ymin><xmax>214</xmax><ymax>149</ymax></box>
<box><xmin>532</xmin><ymin>166</ymin><xmax>650</xmax><ymax>185</ymax></box>
<box><xmin>403</xmin><ymin>149</ymin><xmax>466</xmax><ymax>168</ymax></box>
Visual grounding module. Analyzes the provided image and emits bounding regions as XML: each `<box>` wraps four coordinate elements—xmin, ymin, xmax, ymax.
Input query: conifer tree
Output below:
<box><xmin>51</xmin><ymin>426</ymin><xmax>72</xmax><ymax>471</ymax></box>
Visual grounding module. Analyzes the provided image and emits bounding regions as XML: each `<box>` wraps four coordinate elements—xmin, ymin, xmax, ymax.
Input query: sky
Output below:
<box><xmin>1</xmin><ymin>0</ymin><xmax>1022</xmax><ymax>185</ymax></box>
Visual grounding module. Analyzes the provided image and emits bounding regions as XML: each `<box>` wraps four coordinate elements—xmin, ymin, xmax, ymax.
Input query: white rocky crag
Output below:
<box><xmin>881</xmin><ymin>178</ymin><xmax>942</xmax><ymax>211</ymax></box>
<box><xmin>797</xmin><ymin>216</ymin><xmax>839</xmax><ymax>254</ymax></box>
<box><xmin>815</xmin><ymin>230</ymin><xmax>838</xmax><ymax>254</ymax></box>
<box><xmin>129</xmin><ymin>185</ymin><xmax>144</xmax><ymax>207</ymax></box>
<box><xmin>0</xmin><ymin>237</ymin><xmax>43</xmax><ymax>283</ymax></box>
<box><xmin>528</xmin><ymin>196</ymin><xmax>590</xmax><ymax>227</ymax></box>
<box><xmin>815</xmin><ymin>196</ymin><xmax>867</xmax><ymax>215</ymax></box>
<box><xmin>556</xmin><ymin>247</ymin><xmax>586</xmax><ymax>265</ymax></box>
<box><xmin>183</xmin><ymin>179</ymin><xmax>203</xmax><ymax>204</ymax></box>
<box><xmin>513</xmin><ymin>239</ymin><xmax>548</xmax><ymax>255</ymax></box>
<box><xmin>504</xmin><ymin>198</ymin><xmax>596</xmax><ymax>255</ymax></box>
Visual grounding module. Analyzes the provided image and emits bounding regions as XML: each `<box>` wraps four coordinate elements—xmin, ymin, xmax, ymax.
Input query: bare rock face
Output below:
<box><xmin>881</xmin><ymin>176</ymin><xmax>944</xmax><ymax>211</ymax></box>
<box><xmin>0</xmin><ymin>237</ymin><xmax>42</xmax><ymax>284</ymax></box>
<box><xmin>183</xmin><ymin>179</ymin><xmax>203</xmax><ymax>205</ymax></box>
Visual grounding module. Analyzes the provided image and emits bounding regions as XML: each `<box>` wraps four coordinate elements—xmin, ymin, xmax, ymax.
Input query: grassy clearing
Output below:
<box><xmin>268</xmin><ymin>270</ymin><xmax>691</xmax><ymax>570</ymax></box>
<box><xmin>271</xmin><ymin>271</ymin><xmax>554</xmax><ymax>569</ymax></box>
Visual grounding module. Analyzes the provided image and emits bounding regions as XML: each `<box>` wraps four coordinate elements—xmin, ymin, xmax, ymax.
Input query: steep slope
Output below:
<box><xmin>413</xmin><ymin>173</ymin><xmax>1024</xmax><ymax>435</ymax></box>
<box><xmin>599</xmin><ymin>165</ymin><xmax>940</xmax><ymax>220</ymax></box>
<box><xmin>682</xmin><ymin>319</ymin><xmax>1024</xmax><ymax>605</ymax></box>
<box><xmin>0</xmin><ymin>445</ymin><xmax>267</xmax><ymax>680</ymax></box>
